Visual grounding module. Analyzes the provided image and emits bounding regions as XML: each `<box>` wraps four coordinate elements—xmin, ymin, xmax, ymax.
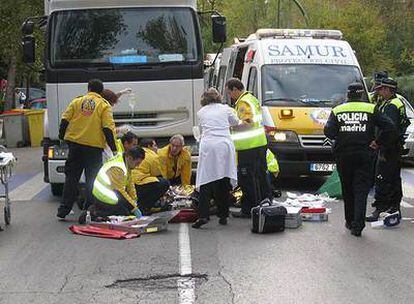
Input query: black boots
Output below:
<box><xmin>366</xmin><ymin>209</ymin><xmax>382</xmax><ymax>222</ymax></box>
<box><xmin>219</xmin><ymin>217</ymin><xmax>228</xmax><ymax>225</ymax></box>
<box><xmin>192</xmin><ymin>218</ymin><xmax>209</xmax><ymax>229</ymax></box>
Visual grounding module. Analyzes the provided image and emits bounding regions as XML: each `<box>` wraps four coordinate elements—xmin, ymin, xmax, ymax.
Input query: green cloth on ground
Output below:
<box><xmin>317</xmin><ymin>169</ymin><xmax>342</xmax><ymax>199</ymax></box>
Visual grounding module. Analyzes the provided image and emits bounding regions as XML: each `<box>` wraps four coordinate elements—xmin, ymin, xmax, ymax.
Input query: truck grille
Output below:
<box><xmin>113</xmin><ymin>113</ymin><xmax>158</xmax><ymax>127</ymax></box>
<box><xmin>299</xmin><ymin>135</ymin><xmax>333</xmax><ymax>149</ymax></box>
<box><xmin>113</xmin><ymin>111</ymin><xmax>187</xmax><ymax>127</ymax></box>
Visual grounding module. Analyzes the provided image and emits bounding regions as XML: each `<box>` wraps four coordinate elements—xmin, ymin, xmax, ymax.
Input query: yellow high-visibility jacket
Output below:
<box><xmin>132</xmin><ymin>148</ymin><xmax>162</xmax><ymax>186</ymax></box>
<box><xmin>62</xmin><ymin>92</ymin><xmax>116</xmax><ymax>148</ymax></box>
<box><xmin>158</xmin><ymin>144</ymin><xmax>192</xmax><ymax>186</ymax></box>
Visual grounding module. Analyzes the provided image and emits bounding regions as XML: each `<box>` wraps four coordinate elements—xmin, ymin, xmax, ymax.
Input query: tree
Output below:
<box><xmin>366</xmin><ymin>0</ymin><xmax>414</xmax><ymax>76</ymax></box>
<box><xmin>299</xmin><ymin>0</ymin><xmax>393</xmax><ymax>76</ymax></box>
<box><xmin>0</xmin><ymin>0</ymin><xmax>43</xmax><ymax>110</ymax></box>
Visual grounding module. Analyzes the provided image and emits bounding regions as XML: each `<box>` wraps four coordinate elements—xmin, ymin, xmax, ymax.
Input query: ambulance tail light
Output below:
<box><xmin>245</xmin><ymin>50</ymin><xmax>256</xmax><ymax>63</ymax></box>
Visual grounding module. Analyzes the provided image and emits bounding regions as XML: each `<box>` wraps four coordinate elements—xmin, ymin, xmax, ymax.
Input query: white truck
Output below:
<box><xmin>22</xmin><ymin>0</ymin><xmax>226</xmax><ymax>195</ymax></box>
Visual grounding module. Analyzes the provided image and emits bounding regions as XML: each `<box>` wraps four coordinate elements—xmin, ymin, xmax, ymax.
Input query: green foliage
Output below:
<box><xmin>397</xmin><ymin>75</ymin><xmax>414</xmax><ymax>101</ymax></box>
<box><xmin>301</xmin><ymin>0</ymin><xmax>392</xmax><ymax>76</ymax></box>
<box><xmin>199</xmin><ymin>0</ymin><xmax>414</xmax><ymax>77</ymax></box>
<box><xmin>0</xmin><ymin>0</ymin><xmax>44</xmax><ymax>82</ymax></box>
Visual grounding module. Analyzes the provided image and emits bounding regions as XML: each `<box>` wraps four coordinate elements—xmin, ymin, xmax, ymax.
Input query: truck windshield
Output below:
<box><xmin>262</xmin><ymin>64</ymin><xmax>366</xmax><ymax>107</ymax></box>
<box><xmin>50</xmin><ymin>7</ymin><xmax>200</xmax><ymax>67</ymax></box>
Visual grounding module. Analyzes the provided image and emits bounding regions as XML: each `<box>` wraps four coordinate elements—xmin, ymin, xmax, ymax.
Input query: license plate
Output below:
<box><xmin>310</xmin><ymin>163</ymin><xmax>336</xmax><ymax>172</ymax></box>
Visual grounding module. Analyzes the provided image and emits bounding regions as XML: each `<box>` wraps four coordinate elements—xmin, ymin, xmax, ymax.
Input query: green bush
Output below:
<box><xmin>396</xmin><ymin>75</ymin><xmax>414</xmax><ymax>101</ymax></box>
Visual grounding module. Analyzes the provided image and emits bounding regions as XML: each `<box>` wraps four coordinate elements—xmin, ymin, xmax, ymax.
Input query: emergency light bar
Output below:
<box><xmin>255</xmin><ymin>29</ymin><xmax>343</xmax><ymax>40</ymax></box>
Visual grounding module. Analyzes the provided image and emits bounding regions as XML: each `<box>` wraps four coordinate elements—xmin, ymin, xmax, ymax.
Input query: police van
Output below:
<box><xmin>215</xmin><ymin>29</ymin><xmax>367</xmax><ymax>177</ymax></box>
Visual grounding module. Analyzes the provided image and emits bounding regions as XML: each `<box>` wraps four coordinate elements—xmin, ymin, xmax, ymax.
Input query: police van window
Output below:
<box><xmin>50</xmin><ymin>7</ymin><xmax>200</xmax><ymax>67</ymax></box>
<box><xmin>261</xmin><ymin>64</ymin><xmax>365</xmax><ymax>107</ymax></box>
<box><xmin>217</xmin><ymin>66</ymin><xmax>227</xmax><ymax>94</ymax></box>
<box><xmin>247</xmin><ymin>67</ymin><xmax>258</xmax><ymax>97</ymax></box>
<box><xmin>232</xmin><ymin>48</ymin><xmax>248</xmax><ymax>80</ymax></box>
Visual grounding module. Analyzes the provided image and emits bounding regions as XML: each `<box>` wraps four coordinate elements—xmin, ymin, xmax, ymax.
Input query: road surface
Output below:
<box><xmin>1</xmin><ymin>148</ymin><xmax>414</xmax><ymax>304</ymax></box>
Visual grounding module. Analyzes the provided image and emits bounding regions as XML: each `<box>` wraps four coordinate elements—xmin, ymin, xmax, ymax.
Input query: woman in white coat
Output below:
<box><xmin>192</xmin><ymin>88</ymin><xmax>241</xmax><ymax>229</ymax></box>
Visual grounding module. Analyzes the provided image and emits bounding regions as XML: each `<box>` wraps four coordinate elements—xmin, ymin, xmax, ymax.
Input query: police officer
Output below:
<box><xmin>368</xmin><ymin>71</ymin><xmax>388</xmax><ymax>105</ymax></box>
<box><xmin>225</xmin><ymin>78</ymin><xmax>271</xmax><ymax>218</ymax></box>
<box><xmin>57</xmin><ymin>79</ymin><xmax>117</xmax><ymax>219</ymax></box>
<box><xmin>324</xmin><ymin>83</ymin><xmax>396</xmax><ymax>236</ymax></box>
<box><xmin>369</xmin><ymin>71</ymin><xmax>410</xmax><ymax>107</ymax></box>
<box><xmin>366</xmin><ymin>78</ymin><xmax>410</xmax><ymax>221</ymax></box>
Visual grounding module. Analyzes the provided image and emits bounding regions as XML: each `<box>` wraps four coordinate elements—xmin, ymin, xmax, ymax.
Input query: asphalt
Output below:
<box><xmin>1</xmin><ymin>148</ymin><xmax>414</xmax><ymax>304</ymax></box>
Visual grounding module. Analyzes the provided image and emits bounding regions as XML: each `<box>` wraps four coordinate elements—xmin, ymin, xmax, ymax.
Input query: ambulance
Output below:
<box><xmin>215</xmin><ymin>29</ymin><xmax>368</xmax><ymax>177</ymax></box>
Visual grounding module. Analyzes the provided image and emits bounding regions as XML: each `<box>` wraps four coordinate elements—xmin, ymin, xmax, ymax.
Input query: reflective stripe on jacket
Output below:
<box><xmin>266</xmin><ymin>149</ymin><xmax>279</xmax><ymax>174</ymax></box>
<box><xmin>378</xmin><ymin>95</ymin><xmax>410</xmax><ymax>136</ymax></box>
<box><xmin>231</xmin><ymin>92</ymin><xmax>267</xmax><ymax>151</ymax></box>
<box><xmin>92</xmin><ymin>153</ymin><xmax>128</xmax><ymax>205</ymax></box>
<box><xmin>116</xmin><ymin>139</ymin><xmax>124</xmax><ymax>154</ymax></box>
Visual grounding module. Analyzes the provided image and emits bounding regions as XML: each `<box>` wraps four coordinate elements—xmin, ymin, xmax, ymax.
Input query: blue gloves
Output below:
<box><xmin>133</xmin><ymin>208</ymin><xmax>142</xmax><ymax>218</ymax></box>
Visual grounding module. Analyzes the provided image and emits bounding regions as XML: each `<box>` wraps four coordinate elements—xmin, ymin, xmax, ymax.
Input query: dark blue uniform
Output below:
<box><xmin>325</xmin><ymin>98</ymin><xmax>396</xmax><ymax>235</ymax></box>
<box><xmin>373</xmin><ymin>95</ymin><xmax>410</xmax><ymax>215</ymax></box>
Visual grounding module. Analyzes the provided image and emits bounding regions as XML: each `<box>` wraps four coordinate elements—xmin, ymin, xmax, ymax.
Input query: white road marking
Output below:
<box><xmin>9</xmin><ymin>172</ymin><xmax>48</xmax><ymax>201</ymax></box>
<box><xmin>178</xmin><ymin>223</ymin><xmax>195</xmax><ymax>304</ymax></box>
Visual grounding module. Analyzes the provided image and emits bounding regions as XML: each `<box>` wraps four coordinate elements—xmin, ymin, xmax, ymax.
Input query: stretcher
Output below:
<box><xmin>0</xmin><ymin>150</ymin><xmax>16</xmax><ymax>230</ymax></box>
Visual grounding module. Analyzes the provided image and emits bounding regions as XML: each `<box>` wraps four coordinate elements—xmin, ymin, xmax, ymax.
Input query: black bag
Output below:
<box><xmin>251</xmin><ymin>199</ymin><xmax>287</xmax><ymax>234</ymax></box>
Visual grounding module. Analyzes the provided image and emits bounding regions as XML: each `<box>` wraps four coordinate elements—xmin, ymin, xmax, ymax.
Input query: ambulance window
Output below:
<box><xmin>247</xmin><ymin>67</ymin><xmax>258</xmax><ymax>97</ymax></box>
<box><xmin>217</xmin><ymin>66</ymin><xmax>227</xmax><ymax>94</ymax></box>
<box><xmin>233</xmin><ymin>47</ymin><xmax>248</xmax><ymax>80</ymax></box>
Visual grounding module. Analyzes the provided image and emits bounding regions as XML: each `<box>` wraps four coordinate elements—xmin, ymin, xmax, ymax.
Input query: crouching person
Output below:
<box><xmin>132</xmin><ymin>138</ymin><xmax>170</xmax><ymax>215</ymax></box>
<box><xmin>79</xmin><ymin>147</ymin><xmax>146</xmax><ymax>223</ymax></box>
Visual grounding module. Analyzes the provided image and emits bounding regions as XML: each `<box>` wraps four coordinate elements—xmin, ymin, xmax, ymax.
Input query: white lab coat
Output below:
<box><xmin>195</xmin><ymin>103</ymin><xmax>240</xmax><ymax>190</ymax></box>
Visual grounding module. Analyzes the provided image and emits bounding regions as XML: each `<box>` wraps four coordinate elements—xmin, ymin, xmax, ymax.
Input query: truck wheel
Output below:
<box><xmin>51</xmin><ymin>183</ymin><xmax>63</xmax><ymax>196</ymax></box>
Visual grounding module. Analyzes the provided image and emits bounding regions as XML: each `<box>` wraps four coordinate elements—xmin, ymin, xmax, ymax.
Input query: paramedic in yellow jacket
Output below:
<box><xmin>80</xmin><ymin>147</ymin><xmax>145</xmax><ymax>222</ymax></box>
<box><xmin>158</xmin><ymin>134</ymin><xmax>192</xmax><ymax>186</ymax></box>
<box><xmin>132</xmin><ymin>138</ymin><xmax>170</xmax><ymax>214</ymax></box>
<box><xmin>118</xmin><ymin>132</ymin><xmax>139</xmax><ymax>153</ymax></box>
<box><xmin>57</xmin><ymin>79</ymin><xmax>117</xmax><ymax>219</ymax></box>
<box><xmin>226</xmin><ymin>78</ymin><xmax>271</xmax><ymax>218</ymax></box>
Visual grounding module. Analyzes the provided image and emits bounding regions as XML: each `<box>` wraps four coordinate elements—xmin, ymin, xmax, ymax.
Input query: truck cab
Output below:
<box><xmin>215</xmin><ymin>29</ymin><xmax>367</xmax><ymax>177</ymax></box>
<box><xmin>22</xmin><ymin>0</ymin><xmax>226</xmax><ymax>195</ymax></box>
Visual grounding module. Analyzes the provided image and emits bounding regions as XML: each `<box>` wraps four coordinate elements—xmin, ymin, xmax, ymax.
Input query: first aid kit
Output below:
<box><xmin>301</xmin><ymin>207</ymin><xmax>329</xmax><ymax>222</ymax></box>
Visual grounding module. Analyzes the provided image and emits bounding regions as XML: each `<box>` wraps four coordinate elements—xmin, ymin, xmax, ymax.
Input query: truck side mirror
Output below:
<box><xmin>22</xmin><ymin>35</ymin><xmax>36</xmax><ymax>64</ymax></box>
<box><xmin>21</xmin><ymin>21</ymin><xmax>35</xmax><ymax>35</ymax></box>
<box><xmin>212</xmin><ymin>15</ymin><xmax>227</xmax><ymax>43</ymax></box>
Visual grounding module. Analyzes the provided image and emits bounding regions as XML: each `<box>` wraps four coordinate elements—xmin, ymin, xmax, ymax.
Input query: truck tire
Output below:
<box><xmin>51</xmin><ymin>183</ymin><xmax>63</xmax><ymax>196</ymax></box>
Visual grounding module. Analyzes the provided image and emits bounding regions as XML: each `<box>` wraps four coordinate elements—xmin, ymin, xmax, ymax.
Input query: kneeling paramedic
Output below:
<box><xmin>324</xmin><ymin>83</ymin><xmax>396</xmax><ymax>237</ymax></box>
<box><xmin>132</xmin><ymin>138</ymin><xmax>170</xmax><ymax>215</ymax></box>
<box><xmin>80</xmin><ymin>147</ymin><xmax>146</xmax><ymax>222</ymax></box>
